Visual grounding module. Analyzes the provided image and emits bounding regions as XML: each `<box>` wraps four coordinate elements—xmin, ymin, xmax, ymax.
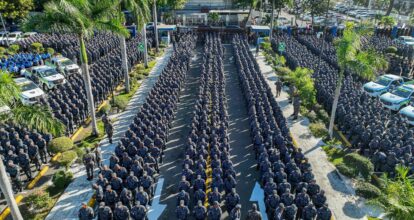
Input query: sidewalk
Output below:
<box><xmin>46</xmin><ymin>47</ymin><xmax>173</xmax><ymax>220</ymax></box>
<box><xmin>252</xmin><ymin>48</ymin><xmax>377</xmax><ymax>220</ymax></box>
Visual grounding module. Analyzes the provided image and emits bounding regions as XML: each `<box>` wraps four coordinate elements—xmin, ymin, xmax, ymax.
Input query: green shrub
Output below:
<box><xmin>8</xmin><ymin>44</ymin><xmax>20</xmax><ymax>54</ymax></box>
<box><xmin>49</xmin><ymin>137</ymin><xmax>74</xmax><ymax>153</ymax></box>
<box><xmin>355</xmin><ymin>181</ymin><xmax>381</xmax><ymax>199</ymax></box>
<box><xmin>343</xmin><ymin>153</ymin><xmax>374</xmax><ymax>180</ymax></box>
<box><xmin>31</xmin><ymin>42</ymin><xmax>44</xmax><ymax>53</ymax></box>
<box><xmin>305</xmin><ymin>111</ymin><xmax>318</xmax><ymax>123</ymax></box>
<box><xmin>47</xmin><ymin>47</ymin><xmax>55</xmax><ymax>55</ymax></box>
<box><xmin>114</xmin><ymin>96</ymin><xmax>128</xmax><ymax>110</ymax></box>
<box><xmin>385</xmin><ymin>46</ymin><xmax>398</xmax><ymax>54</ymax></box>
<box><xmin>0</xmin><ymin>47</ymin><xmax>6</xmax><ymax>56</ymax></box>
<box><xmin>99</xmin><ymin>102</ymin><xmax>111</xmax><ymax>115</ymax></box>
<box><xmin>370</xmin><ymin>174</ymin><xmax>385</xmax><ymax>189</ymax></box>
<box><xmin>58</xmin><ymin>150</ymin><xmax>77</xmax><ymax>169</ymax></box>
<box><xmin>309</xmin><ymin>122</ymin><xmax>328</xmax><ymax>138</ymax></box>
<box><xmin>275</xmin><ymin>66</ymin><xmax>292</xmax><ymax>76</ymax></box>
<box><xmin>52</xmin><ymin>170</ymin><xmax>74</xmax><ymax>189</ymax></box>
<box><xmin>26</xmin><ymin>190</ymin><xmax>53</xmax><ymax>210</ymax></box>
<box><xmin>135</xmin><ymin>74</ymin><xmax>145</xmax><ymax>80</ymax></box>
<box><xmin>336</xmin><ymin>162</ymin><xmax>357</xmax><ymax>178</ymax></box>
<box><xmin>317</xmin><ymin>109</ymin><xmax>330</xmax><ymax>124</ymax></box>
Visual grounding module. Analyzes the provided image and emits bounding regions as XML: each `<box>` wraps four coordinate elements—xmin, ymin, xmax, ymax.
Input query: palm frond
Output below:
<box><xmin>12</xmin><ymin>104</ymin><xmax>65</xmax><ymax>137</ymax></box>
<box><xmin>0</xmin><ymin>72</ymin><xmax>20</xmax><ymax>107</ymax></box>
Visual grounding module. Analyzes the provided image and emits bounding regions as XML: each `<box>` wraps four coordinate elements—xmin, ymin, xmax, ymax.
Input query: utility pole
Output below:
<box><xmin>143</xmin><ymin>25</ymin><xmax>149</xmax><ymax>68</ymax></box>
<box><xmin>269</xmin><ymin>0</ymin><xmax>275</xmax><ymax>41</ymax></box>
<box><xmin>0</xmin><ymin>161</ymin><xmax>23</xmax><ymax>220</ymax></box>
<box><xmin>153</xmin><ymin>0</ymin><xmax>159</xmax><ymax>53</ymax></box>
<box><xmin>0</xmin><ymin>13</ymin><xmax>9</xmax><ymax>47</ymax></box>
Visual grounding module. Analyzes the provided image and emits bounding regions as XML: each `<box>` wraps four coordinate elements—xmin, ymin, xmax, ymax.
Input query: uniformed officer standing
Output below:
<box><xmin>230</xmin><ymin>204</ymin><xmax>241</xmax><ymax>220</ymax></box>
<box><xmin>83</xmin><ymin>149</ymin><xmax>96</xmax><ymax>180</ymax></box>
<box><xmin>131</xmin><ymin>201</ymin><xmax>147</xmax><ymax>220</ymax></box>
<box><xmin>275</xmin><ymin>79</ymin><xmax>283</xmax><ymax>97</ymax></box>
<box><xmin>97</xmin><ymin>202</ymin><xmax>113</xmax><ymax>220</ymax></box>
<box><xmin>292</xmin><ymin>91</ymin><xmax>301</xmax><ymax>120</ymax></box>
<box><xmin>95</xmin><ymin>144</ymin><xmax>103</xmax><ymax>170</ymax></box>
<box><xmin>114</xmin><ymin>201</ymin><xmax>130</xmax><ymax>220</ymax></box>
<box><xmin>78</xmin><ymin>202</ymin><xmax>94</xmax><ymax>220</ymax></box>
<box><xmin>106</xmin><ymin>121</ymin><xmax>114</xmax><ymax>144</ymax></box>
<box><xmin>6</xmin><ymin>160</ymin><xmax>22</xmax><ymax>192</ymax></box>
<box><xmin>246</xmin><ymin>204</ymin><xmax>262</xmax><ymax>220</ymax></box>
<box><xmin>207</xmin><ymin>201</ymin><xmax>222</xmax><ymax>220</ymax></box>
<box><xmin>175</xmin><ymin>200</ymin><xmax>190</xmax><ymax>220</ymax></box>
<box><xmin>193</xmin><ymin>200</ymin><xmax>207</xmax><ymax>220</ymax></box>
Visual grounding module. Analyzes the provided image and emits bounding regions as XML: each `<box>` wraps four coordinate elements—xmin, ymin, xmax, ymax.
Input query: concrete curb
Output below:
<box><xmin>27</xmin><ymin>165</ymin><xmax>49</xmax><ymax>190</ymax></box>
<box><xmin>0</xmin><ymin>195</ymin><xmax>23</xmax><ymax>220</ymax></box>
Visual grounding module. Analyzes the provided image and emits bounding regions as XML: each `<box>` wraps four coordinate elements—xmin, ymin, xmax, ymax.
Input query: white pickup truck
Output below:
<box><xmin>363</xmin><ymin>74</ymin><xmax>409</xmax><ymax>97</ymax></box>
<box><xmin>47</xmin><ymin>56</ymin><xmax>81</xmax><ymax>76</ymax></box>
<box><xmin>21</xmin><ymin>65</ymin><xmax>66</xmax><ymax>91</ymax></box>
<box><xmin>13</xmin><ymin>77</ymin><xmax>45</xmax><ymax>105</ymax></box>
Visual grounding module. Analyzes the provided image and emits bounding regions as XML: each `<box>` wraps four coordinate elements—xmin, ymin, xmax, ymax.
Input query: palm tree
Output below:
<box><xmin>368</xmin><ymin>165</ymin><xmax>414</xmax><ymax>220</ymax></box>
<box><xmin>123</xmin><ymin>0</ymin><xmax>151</xmax><ymax>68</ymax></box>
<box><xmin>0</xmin><ymin>71</ymin><xmax>65</xmax><ymax>220</ymax></box>
<box><xmin>23</xmin><ymin>0</ymin><xmax>129</xmax><ymax>136</ymax></box>
<box><xmin>386</xmin><ymin>0</ymin><xmax>395</xmax><ymax>16</ymax></box>
<box><xmin>328</xmin><ymin>22</ymin><xmax>388</xmax><ymax>138</ymax></box>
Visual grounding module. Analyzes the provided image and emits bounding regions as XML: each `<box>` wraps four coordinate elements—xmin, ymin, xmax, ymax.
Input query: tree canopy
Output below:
<box><xmin>0</xmin><ymin>0</ymin><xmax>34</xmax><ymax>20</ymax></box>
<box><xmin>0</xmin><ymin>71</ymin><xmax>65</xmax><ymax>136</ymax></box>
<box><xmin>287</xmin><ymin>67</ymin><xmax>316</xmax><ymax>109</ymax></box>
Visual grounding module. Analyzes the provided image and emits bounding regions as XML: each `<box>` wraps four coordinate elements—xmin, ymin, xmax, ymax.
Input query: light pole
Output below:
<box><xmin>269</xmin><ymin>0</ymin><xmax>275</xmax><ymax>41</ymax></box>
<box><xmin>0</xmin><ymin>161</ymin><xmax>23</xmax><ymax>220</ymax></box>
<box><xmin>153</xmin><ymin>0</ymin><xmax>159</xmax><ymax>53</ymax></box>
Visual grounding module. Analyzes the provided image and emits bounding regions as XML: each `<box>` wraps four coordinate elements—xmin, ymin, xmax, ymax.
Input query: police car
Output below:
<box><xmin>21</xmin><ymin>65</ymin><xmax>66</xmax><ymax>90</ymax></box>
<box><xmin>47</xmin><ymin>56</ymin><xmax>81</xmax><ymax>76</ymax></box>
<box><xmin>400</xmin><ymin>105</ymin><xmax>414</xmax><ymax>126</ymax></box>
<box><xmin>13</xmin><ymin>77</ymin><xmax>45</xmax><ymax>105</ymax></box>
<box><xmin>379</xmin><ymin>83</ymin><xmax>414</xmax><ymax>111</ymax></box>
<box><xmin>363</xmin><ymin>74</ymin><xmax>406</xmax><ymax>97</ymax></box>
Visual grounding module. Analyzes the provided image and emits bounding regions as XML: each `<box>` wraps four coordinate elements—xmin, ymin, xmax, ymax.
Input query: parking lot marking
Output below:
<box><xmin>27</xmin><ymin>165</ymin><xmax>49</xmax><ymax>190</ymax></box>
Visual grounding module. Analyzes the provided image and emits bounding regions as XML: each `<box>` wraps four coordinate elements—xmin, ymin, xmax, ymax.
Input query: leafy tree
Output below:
<box><xmin>286</xmin><ymin>67</ymin><xmax>317</xmax><ymax>109</ymax></box>
<box><xmin>0</xmin><ymin>71</ymin><xmax>65</xmax><ymax>136</ymax></box>
<box><xmin>208</xmin><ymin>12</ymin><xmax>220</xmax><ymax>25</ymax></box>
<box><xmin>368</xmin><ymin>165</ymin><xmax>414</xmax><ymax>220</ymax></box>
<box><xmin>328</xmin><ymin>22</ymin><xmax>388</xmax><ymax>137</ymax></box>
<box><xmin>23</xmin><ymin>0</ymin><xmax>129</xmax><ymax>136</ymax></box>
<box><xmin>303</xmin><ymin>0</ymin><xmax>330</xmax><ymax>24</ymax></box>
<box><xmin>0</xmin><ymin>0</ymin><xmax>34</xmax><ymax>20</ymax></box>
<box><xmin>353</xmin><ymin>0</ymin><xmax>368</xmax><ymax>7</ymax></box>
<box><xmin>380</xmin><ymin>16</ymin><xmax>397</xmax><ymax>27</ymax></box>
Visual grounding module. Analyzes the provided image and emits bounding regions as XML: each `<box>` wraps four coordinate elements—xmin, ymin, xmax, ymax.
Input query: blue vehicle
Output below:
<box><xmin>400</xmin><ymin>105</ymin><xmax>414</xmax><ymax>126</ymax></box>
<box><xmin>363</xmin><ymin>74</ymin><xmax>407</xmax><ymax>97</ymax></box>
<box><xmin>379</xmin><ymin>83</ymin><xmax>414</xmax><ymax>111</ymax></box>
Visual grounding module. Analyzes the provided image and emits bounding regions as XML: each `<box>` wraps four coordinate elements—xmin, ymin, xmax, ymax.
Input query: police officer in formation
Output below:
<box><xmin>78</xmin><ymin>202</ymin><xmax>94</xmax><ymax>220</ymax></box>
<box><xmin>232</xmin><ymin>34</ymin><xmax>332</xmax><ymax>220</ymax></box>
<box><xmin>272</xmin><ymin>32</ymin><xmax>414</xmax><ymax>174</ymax></box>
<box><xmin>84</xmin><ymin>32</ymin><xmax>196</xmax><ymax>220</ymax></box>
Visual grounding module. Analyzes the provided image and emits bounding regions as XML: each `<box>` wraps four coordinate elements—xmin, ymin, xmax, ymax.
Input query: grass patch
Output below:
<box><xmin>322</xmin><ymin>140</ymin><xmax>346</xmax><ymax>166</ymax></box>
<box><xmin>322</xmin><ymin>145</ymin><xmax>345</xmax><ymax>166</ymax></box>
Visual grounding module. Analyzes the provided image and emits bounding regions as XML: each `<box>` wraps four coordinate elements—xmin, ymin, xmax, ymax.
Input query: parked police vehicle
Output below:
<box><xmin>363</xmin><ymin>74</ymin><xmax>409</xmax><ymax>97</ymax></box>
<box><xmin>400</xmin><ymin>105</ymin><xmax>414</xmax><ymax>126</ymax></box>
<box><xmin>13</xmin><ymin>77</ymin><xmax>45</xmax><ymax>105</ymax></box>
<box><xmin>47</xmin><ymin>56</ymin><xmax>81</xmax><ymax>76</ymax></box>
<box><xmin>21</xmin><ymin>65</ymin><xmax>66</xmax><ymax>90</ymax></box>
<box><xmin>380</xmin><ymin>83</ymin><xmax>414</xmax><ymax>111</ymax></box>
